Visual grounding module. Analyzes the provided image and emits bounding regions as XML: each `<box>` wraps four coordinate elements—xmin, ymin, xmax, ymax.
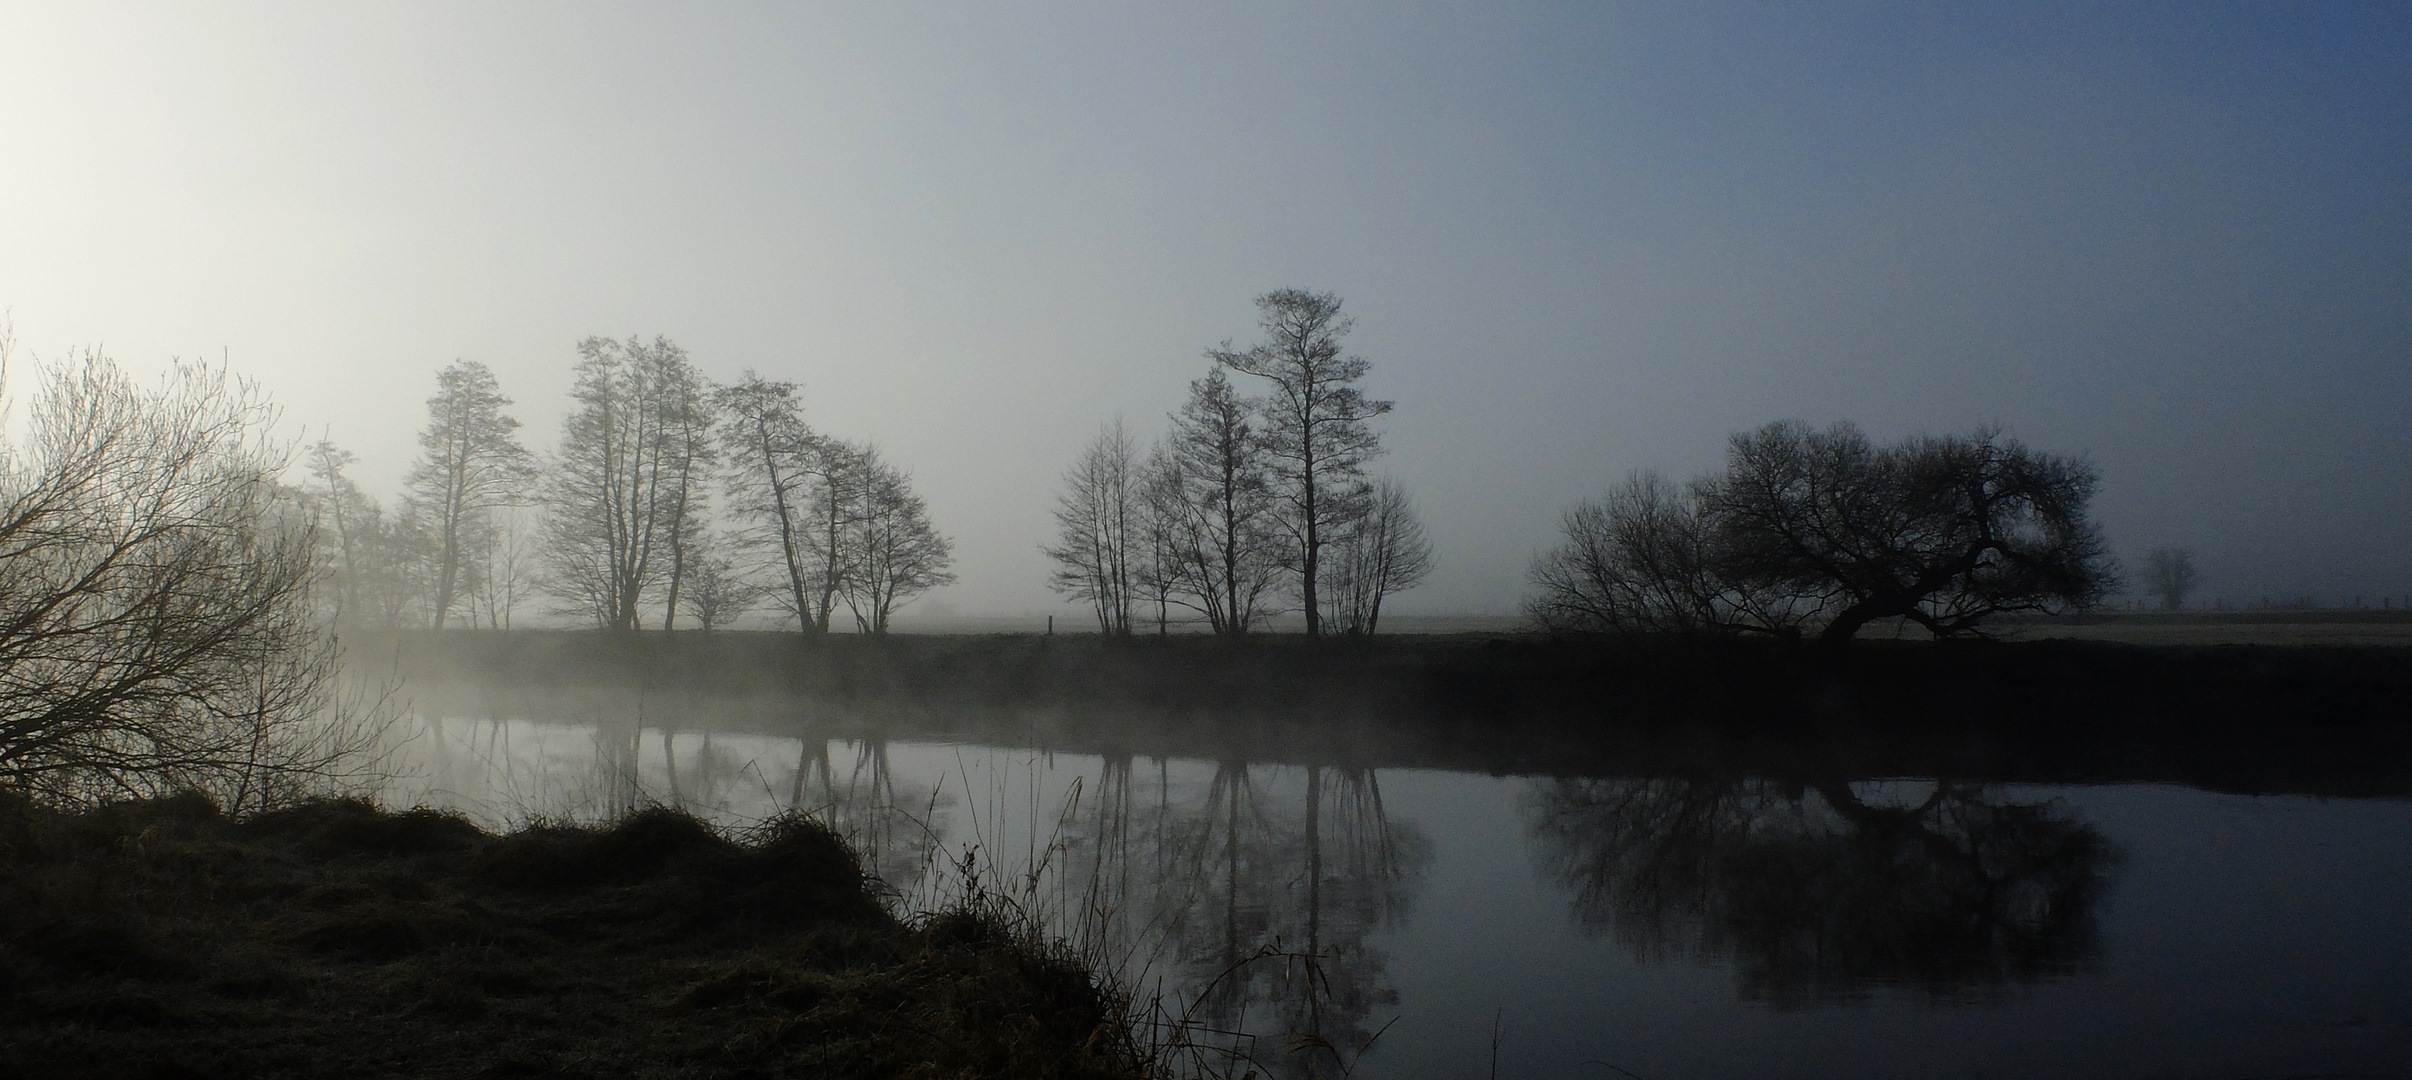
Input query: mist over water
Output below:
<box><xmin>384</xmin><ymin>668</ymin><xmax>2412</xmax><ymax>1080</ymax></box>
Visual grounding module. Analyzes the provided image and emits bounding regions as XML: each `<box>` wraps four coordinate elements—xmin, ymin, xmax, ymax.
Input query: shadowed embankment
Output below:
<box><xmin>0</xmin><ymin>793</ymin><xmax>1140</xmax><ymax>1079</ymax></box>
<box><xmin>383</xmin><ymin>630</ymin><xmax>2412</xmax><ymax>798</ymax></box>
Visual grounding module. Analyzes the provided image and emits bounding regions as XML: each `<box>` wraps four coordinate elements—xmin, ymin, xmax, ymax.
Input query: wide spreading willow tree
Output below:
<box><xmin>0</xmin><ymin>346</ymin><xmax>369</xmax><ymax>806</ymax></box>
<box><xmin>1530</xmin><ymin>421</ymin><xmax>2114</xmax><ymax>644</ymax></box>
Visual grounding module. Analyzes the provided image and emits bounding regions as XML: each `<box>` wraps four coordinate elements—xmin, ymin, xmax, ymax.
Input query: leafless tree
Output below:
<box><xmin>541</xmin><ymin>335</ymin><xmax>714</xmax><ymax>631</ymax></box>
<box><xmin>718</xmin><ymin>374</ymin><xmax>841</xmax><ymax>633</ymax></box>
<box><xmin>1527</xmin><ymin>471</ymin><xmax>1814</xmax><ymax>637</ymax></box>
<box><xmin>1152</xmin><ymin>368</ymin><xmax>1284</xmax><ymax>636</ymax></box>
<box><xmin>465</xmin><ymin>504</ymin><xmax>540</xmax><ymax>630</ymax></box>
<box><xmin>1533</xmin><ymin>423</ymin><xmax>2114</xmax><ymax>644</ymax></box>
<box><xmin>0</xmin><ymin>347</ymin><xmax>376</xmax><ymax>806</ymax></box>
<box><xmin>1709</xmin><ymin>421</ymin><xmax>2113</xmax><ymax>644</ymax></box>
<box><xmin>1211</xmin><ymin>290</ymin><xmax>1391</xmax><ymax>636</ymax></box>
<box><xmin>2142</xmin><ymin>547</ymin><xmax>2198</xmax><ymax>611</ymax></box>
<box><xmin>834</xmin><ymin>446</ymin><xmax>954</xmax><ymax>635</ymax></box>
<box><xmin>1323</xmin><ymin>476</ymin><xmax>1434</xmax><ymax>635</ymax></box>
<box><xmin>302</xmin><ymin>438</ymin><xmax>432</xmax><ymax>631</ymax></box>
<box><xmin>1045</xmin><ymin>420</ymin><xmax>1141</xmax><ymax>635</ymax></box>
<box><xmin>403</xmin><ymin>360</ymin><xmax>534</xmax><ymax>628</ymax></box>
<box><xmin>677</xmin><ymin>532</ymin><xmax>770</xmax><ymax>632</ymax></box>
<box><xmin>302</xmin><ymin>437</ymin><xmax>373</xmax><ymax>626</ymax></box>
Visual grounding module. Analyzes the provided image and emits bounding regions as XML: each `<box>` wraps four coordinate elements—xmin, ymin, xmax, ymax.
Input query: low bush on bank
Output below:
<box><xmin>0</xmin><ymin>792</ymin><xmax>1144</xmax><ymax>1079</ymax></box>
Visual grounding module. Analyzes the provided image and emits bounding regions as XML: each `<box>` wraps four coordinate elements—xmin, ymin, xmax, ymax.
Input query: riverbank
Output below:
<box><xmin>370</xmin><ymin>629</ymin><xmax>2412</xmax><ymax>798</ymax></box>
<box><xmin>0</xmin><ymin>794</ymin><xmax>1141</xmax><ymax>1079</ymax></box>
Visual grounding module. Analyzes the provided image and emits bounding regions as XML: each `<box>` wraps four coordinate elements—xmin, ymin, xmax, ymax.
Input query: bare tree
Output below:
<box><xmin>403</xmin><ymin>360</ymin><xmax>533</xmax><ymax>628</ymax></box>
<box><xmin>1045</xmin><ymin>420</ymin><xmax>1140</xmax><ymax>635</ymax></box>
<box><xmin>677</xmin><ymin>532</ymin><xmax>770</xmax><ymax>632</ymax></box>
<box><xmin>302</xmin><ymin>438</ymin><xmax>372</xmax><ymax>626</ymax></box>
<box><xmin>1152</xmin><ymin>368</ymin><xmax>1284</xmax><ymax>636</ymax></box>
<box><xmin>465</xmin><ymin>504</ymin><xmax>540</xmax><ymax>630</ymax></box>
<box><xmin>1323</xmin><ymin>476</ymin><xmax>1434</xmax><ymax>635</ymax></box>
<box><xmin>1211</xmin><ymin>289</ymin><xmax>1390</xmax><ymax>636</ymax></box>
<box><xmin>835</xmin><ymin>446</ymin><xmax>954</xmax><ymax>635</ymax></box>
<box><xmin>1526</xmin><ymin>471</ymin><xmax>1803</xmax><ymax>636</ymax></box>
<box><xmin>302</xmin><ymin>438</ymin><xmax>431</xmax><ymax>631</ymax></box>
<box><xmin>541</xmin><ymin>335</ymin><xmax>712</xmax><ymax>631</ymax></box>
<box><xmin>717</xmin><ymin>374</ymin><xmax>837</xmax><ymax>633</ymax></box>
<box><xmin>0</xmin><ymin>349</ymin><xmax>371</xmax><ymax>805</ymax></box>
<box><xmin>1532</xmin><ymin>422</ymin><xmax>2114</xmax><ymax>644</ymax></box>
<box><xmin>2142</xmin><ymin>547</ymin><xmax>2198</xmax><ymax>611</ymax></box>
<box><xmin>1710</xmin><ymin>421</ymin><xmax>2113</xmax><ymax>644</ymax></box>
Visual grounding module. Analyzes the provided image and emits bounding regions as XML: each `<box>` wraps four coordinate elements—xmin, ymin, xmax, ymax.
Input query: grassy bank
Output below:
<box><xmin>373</xmin><ymin>630</ymin><xmax>2412</xmax><ymax>798</ymax></box>
<box><xmin>0</xmin><ymin>794</ymin><xmax>1142</xmax><ymax>1080</ymax></box>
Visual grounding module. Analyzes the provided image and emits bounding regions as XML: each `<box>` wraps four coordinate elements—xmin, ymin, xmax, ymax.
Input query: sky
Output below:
<box><xmin>1</xmin><ymin>1</ymin><xmax>2406</xmax><ymax>618</ymax></box>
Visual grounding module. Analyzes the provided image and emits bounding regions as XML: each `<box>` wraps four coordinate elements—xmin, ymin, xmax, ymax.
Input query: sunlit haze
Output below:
<box><xmin>3</xmin><ymin>2</ymin><xmax>2405</xmax><ymax>618</ymax></box>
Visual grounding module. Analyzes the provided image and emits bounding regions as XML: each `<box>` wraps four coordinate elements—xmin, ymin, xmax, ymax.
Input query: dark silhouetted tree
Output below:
<box><xmin>1045</xmin><ymin>420</ymin><xmax>1141</xmax><ymax>635</ymax></box>
<box><xmin>1526</xmin><ymin>471</ymin><xmax>1809</xmax><ymax>637</ymax></box>
<box><xmin>1211</xmin><ymin>289</ymin><xmax>1391</xmax><ymax>636</ymax></box>
<box><xmin>834</xmin><ymin>446</ymin><xmax>953</xmax><ymax>634</ymax></box>
<box><xmin>1532</xmin><ymin>422</ymin><xmax>2112</xmax><ymax>643</ymax></box>
<box><xmin>2141</xmin><ymin>547</ymin><xmax>2198</xmax><ymax>611</ymax></box>
<box><xmin>403</xmin><ymin>360</ymin><xmax>534</xmax><ymax>628</ymax></box>
<box><xmin>1324</xmin><ymin>476</ymin><xmax>1433</xmax><ymax>635</ymax></box>
<box><xmin>716</xmin><ymin>374</ymin><xmax>851</xmax><ymax>633</ymax></box>
<box><xmin>542</xmin><ymin>335</ymin><xmax>713</xmax><ymax>631</ymax></box>
<box><xmin>0</xmin><ymin>350</ymin><xmax>367</xmax><ymax>805</ymax></box>
<box><xmin>1153</xmin><ymin>368</ymin><xmax>1284</xmax><ymax>636</ymax></box>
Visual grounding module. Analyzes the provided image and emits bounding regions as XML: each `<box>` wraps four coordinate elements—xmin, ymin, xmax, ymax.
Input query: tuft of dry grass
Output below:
<box><xmin>0</xmin><ymin>791</ymin><xmax>1146</xmax><ymax>1079</ymax></box>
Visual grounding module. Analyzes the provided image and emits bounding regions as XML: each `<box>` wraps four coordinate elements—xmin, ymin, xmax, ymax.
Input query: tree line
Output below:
<box><xmin>1045</xmin><ymin>289</ymin><xmax>1435</xmax><ymax>637</ymax></box>
<box><xmin>306</xmin><ymin>335</ymin><xmax>955</xmax><ymax>635</ymax></box>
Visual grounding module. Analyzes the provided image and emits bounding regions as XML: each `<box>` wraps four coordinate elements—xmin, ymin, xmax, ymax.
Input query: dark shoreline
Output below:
<box><xmin>0</xmin><ymin>795</ymin><xmax>1141</xmax><ymax>1080</ymax></box>
<box><xmin>372</xmin><ymin>630</ymin><xmax>2412</xmax><ymax>799</ymax></box>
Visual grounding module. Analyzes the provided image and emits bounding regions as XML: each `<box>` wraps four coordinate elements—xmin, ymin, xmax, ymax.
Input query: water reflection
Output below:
<box><xmin>403</xmin><ymin>714</ymin><xmax>1431</xmax><ymax>1077</ymax></box>
<box><xmin>1523</xmin><ymin>777</ymin><xmax>2115</xmax><ymax>1004</ymax></box>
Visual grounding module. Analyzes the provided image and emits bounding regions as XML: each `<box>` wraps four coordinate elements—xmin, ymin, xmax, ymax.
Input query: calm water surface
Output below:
<box><xmin>395</xmin><ymin>714</ymin><xmax>2412</xmax><ymax>1080</ymax></box>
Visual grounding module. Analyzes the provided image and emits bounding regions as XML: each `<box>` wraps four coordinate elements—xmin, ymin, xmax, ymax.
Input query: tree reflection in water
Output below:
<box><xmin>1132</xmin><ymin>761</ymin><xmax>1431</xmax><ymax>1078</ymax></box>
<box><xmin>406</xmin><ymin>717</ymin><xmax>1435</xmax><ymax>1075</ymax></box>
<box><xmin>1524</xmin><ymin>777</ymin><xmax>2116</xmax><ymax>1004</ymax></box>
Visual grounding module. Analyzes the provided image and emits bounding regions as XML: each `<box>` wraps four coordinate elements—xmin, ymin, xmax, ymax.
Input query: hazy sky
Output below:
<box><xmin>2</xmin><ymin>2</ymin><xmax>2405</xmax><ymax>617</ymax></box>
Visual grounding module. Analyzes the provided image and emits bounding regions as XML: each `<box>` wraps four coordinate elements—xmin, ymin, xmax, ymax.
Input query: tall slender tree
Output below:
<box><xmin>1211</xmin><ymin>289</ymin><xmax>1390</xmax><ymax>636</ymax></box>
<box><xmin>1155</xmin><ymin>369</ymin><xmax>1283</xmax><ymax>636</ymax></box>
<box><xmin>404</xmin><ymin>361</ymin><xmax>534</xmax><ymax>628</ymax></box>
<box><xmin>717</xmin><ymin>374</ymin><xmax>850</xmax><ymax>633</ymax></box>
<box><xmin>542</xmin><ymin>335</ymin><xmax>712</xmax><ymax>631</ymax></box>
<box><xmin>1045</xmin><ymin>420</ymin><xmax>1141</xmax><ymax>635</ymax></box>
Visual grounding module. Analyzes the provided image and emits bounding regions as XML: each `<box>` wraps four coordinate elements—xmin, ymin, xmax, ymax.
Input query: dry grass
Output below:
<box><xmin>0</xmin><ymin>793</ymin><xmax>1145</xmax><ymax>1079</ymax></box>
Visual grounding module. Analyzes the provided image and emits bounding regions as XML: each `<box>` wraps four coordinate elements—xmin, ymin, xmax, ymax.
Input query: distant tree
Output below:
<box><xmin>1531</xmin><ymin>422</ymin><xmax>2113</xmax><ymax>644</ymax></box>
<box><xmin>542</xmin><ymin>335</ymin><xmax>714</xmax><ymax>631</ymax></box>
<box><xmin>403</xmin><ymin>360</ymin><xmax>534</xmax><ymax>629</ymax></box>
<box><xmin>717</xmin><ymin>374</ymin><xmax>846</xmax><ymax>634</ymax></box>
<box><xmin>1153</xmin><ymin>368</ymin><xmax>1284</xmax><ymax>636</ymax></box>
<box><xmin>677</xmin><ymin>533</ymin><xmax>770</xmax><ymax>632</ymax></box>
<box><xmin>302</xmin><ymin>439</ymin><xmax>433</xmax><ymax>630</ymax></box>
<box><xmin>834</xmin><ymin>446</ymin><xmax>954</xmax><ymax>635</ymax></box>
<box><xmin>2142</xmin><ymin>547</ymin><xmax>2198</xmax><ymax>611</ymax></box>
<box><xmin>1045</xmin><ymin>421</ymin><xmax>1141</xmax><ymax>636</ymax></box>
<box><xmin>1527</xmin><ymin>471</ymin><xmax>1816</xmax><ymax>638</ymax></box>
<box><xmin>464</xmin><ymin>504</ymin><xmax>540</xmax><ymax>630</ymax></box>
<box><xmin>1211</xmin><ymin>289</ymin><xmax>1391</xmax><ymax>636</ymax></box>
<box><xmin>1324</xmin><ymin>476</ymin><xmax>1434</xmax><ymax>635</ymax></box>
<box><xmin>0</xmin><ymin>351</ymin><xmax>363</xmax><ymax>805</ymax></box>
<box><xmin>302</xmin><ymin>438</ymin><xmax>374</xmax><ymax>626</ymax></box>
